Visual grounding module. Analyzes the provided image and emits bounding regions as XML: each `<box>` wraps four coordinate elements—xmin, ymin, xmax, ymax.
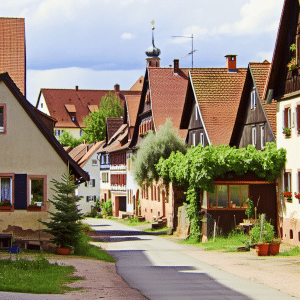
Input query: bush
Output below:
<box><xmin>245</xmin><ymin>198</ymin><xmax>255</xmax><ymax>219</ymax></box>
<box><xmin>101</xmin><ymin>200</ymin><xmax>112</xmax><ymax>216</ymax></box>
<box><xmin>249</xmin><ymin>215</ymin><xmax>274</xmax><ymax>243</ymax></box>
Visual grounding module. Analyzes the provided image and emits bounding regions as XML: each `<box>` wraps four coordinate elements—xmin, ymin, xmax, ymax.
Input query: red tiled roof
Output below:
<box><xmin>78</xmin><ymin>141</ymin><xmax>105</xmax><ymax>167</ymax></box>
<box><xmin>38</xmin><ymin>88</ymin><xmax>141</xmax><ymax>129</ymax></box>
<box><xmin>69</xmin><ymin>144</ymin><xmax>90</xmax><ymax>163</ymax></box>
<box><xmin>125</xmin><ymin>95</ymin><xmax>140</xmax><ymax>128</ymax></box>
<box><xmin>130</xmin><ymin>76</ymin><xmax>144</xmax><ymax>91</ymax></box>
<box><xmin>250</xmin><ymin>62</ymin><xmax>277</xmax><ymax>135</ymax></box>
<box><xmin>149</xmin><ymin>68</ymin><xmax>189</xmax><ymax>131</ymax></box>
<box><xmin>190</xmin><ymin>68</ymin><xmax>247</xmax><ymax>146</ymax></box>
<box><xmin>0</xmin><ymin>18</ymin><xmax>26</xmax><ymax>96</ymax></box>
<box><xmin>106</xmin><ymin>118</ymin><xmax>124</xmax><ymax>142</ymax></box>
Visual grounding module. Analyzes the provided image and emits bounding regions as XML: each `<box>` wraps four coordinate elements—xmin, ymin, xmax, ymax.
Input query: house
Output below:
<box><xmin>180</xmin><ymin>56</ymin><xmax>279</xmax><ymax>239</ymax></box>
<box><xmin>68</xmin><ymin>141</ymin><xmax>104</xmax><ymax>214</ymax></box>
<box><xmin>0</xmin><ymin>18</ymin><xmax>26</xmax><ymax>97</ymax></box>
<box><xmin>230</xmin><ymin>61</ymin><xmax>276</xmax><ymax>150</ymax></box>
<box><xmin>36</xmin><ymin>84</ymin><xmax>141</xmax><ymax>139</ymax></box>
<box><xmin>264</xmin><ymin>0</ymin><xmax>300</xmax><ymax>246</ymax></box>
<box><xmin>0</xmin><ymin>72</ymin><xmax>89</xmax><ymax>238</ymax></box>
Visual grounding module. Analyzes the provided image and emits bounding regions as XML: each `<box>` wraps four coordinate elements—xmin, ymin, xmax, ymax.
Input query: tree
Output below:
<box><xmin>58</xmin><ymin>131</ymin><xmax>83</xmax><ymax>148</ymax></box>
<box><xmin>82</xmin><ymin>92</ymin><xmax>124</xmax><ymax>143</ymax></box>
<box><xmin>39</xmin><ymin>172</ymin><xmax>84</xmax><ymax>249</ymax></box>
<box><xmin>132</xmin><ymin>119</ymin><xmax>187</xmax><ymax>186</ymax></box>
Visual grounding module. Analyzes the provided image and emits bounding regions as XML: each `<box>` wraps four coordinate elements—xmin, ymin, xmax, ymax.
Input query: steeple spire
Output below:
<box><xmin>145</xmin><ymin>20</ymin><xmax>161</xmax><ymax>67</ymax></box>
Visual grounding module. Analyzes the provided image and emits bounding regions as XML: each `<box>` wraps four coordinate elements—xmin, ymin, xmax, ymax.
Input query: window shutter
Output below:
<box><xmin>85</xmin><ymin>181</ymin><xmax>87</xmax><ymax>187</ymax></box>
<box><xmin>284</xmin><ymin>172</ymin><xmax>288</xmax><ymax>191</ymax></box>
<box><xmin>86</xmin><ymin>196</ymin><xmax>89</xmax><ymax>202</ymax></box>
<box><xmin>94</xmin><ymin>196</ymin><xmax>97</xmax><ymax>201</ymax></box>
<box><xmin>92</xmin><ymin>179</ymin><xmax>95</xmax><ymax>187</ymax></box>
<box><xmin>284</xmin><ymin>108</ymin><xmax>289</xmax><ymax>128</ymax></box>
<box><xmin>297</xmin><ymin>106</ymin><xmax>300</xmax><ymax>132</ymax></box>
<box><xmin>14</xmin><ymin>174</ymin><xmax>28</xmax><ymax>209</ymax></box>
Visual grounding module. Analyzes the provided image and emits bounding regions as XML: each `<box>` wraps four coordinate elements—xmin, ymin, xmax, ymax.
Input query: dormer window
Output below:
<box><xmin>251</xmin><ymin>89</ymin><xmax>257</xmax><ymax>110</ymax></box>
<box><xmin>71</xmin><ymin>116</ymin><xmax>76</xmax><ymax>122</ymax></box>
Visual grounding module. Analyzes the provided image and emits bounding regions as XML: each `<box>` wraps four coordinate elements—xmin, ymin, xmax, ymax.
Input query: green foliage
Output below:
<box><xmin>95</xmin><ymin>198</ymin><xmax>100</xmax><ymax>209</ymax></box>
<box><xmin>57</xmin><ymin>130</ymin><xmax>83</xmax><ymax>148</ymax></box>
<box><xmin>290</xmin><ymin>43</ymin><xmax>296</xmax><ymax>52</ymax></box>
<box><xmin>249</xmin><ymin>216</ymin><xmax>274</xmax><ymax>243</ymax></box>
<box><xmin>245</xmin><ymin>198</ymin><xmax>255</xmax><ymax>219</ymax></box>
<box><xmin>0</xmin><ymin>255</ymin><xmax>82</xmax><ymax>294</ymax></box>
<box><xmin>278</xmin><ymin>246</ymin><xmax>300</xmax><ymax>256</ymax></box>
<box><xmin>101</xmin><ymin>199</ymin><xmax>112</xmax><ymax>216</ymax></box>
<box><xmin>82</xmin><ymin>92</ymin><xmax>123</xmax><ymax>143</ymax></box>
<box><xmin>39</xmin><ymin>172</ymin><xmax>84</xmax><ymax>248</ymax></box>
<box><xmin>132</xmin><ymin>119</ymin><xmax>187</xmax><ymax>186</ymax></box>
<box><xmin>156</xmin><ymin>142</ymin><xmax>286</xmax><ymax>237</ymax></box>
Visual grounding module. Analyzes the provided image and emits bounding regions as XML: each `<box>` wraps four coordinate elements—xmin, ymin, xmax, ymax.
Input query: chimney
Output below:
<box><xmin>174</xmin><ymin>59</ymin><xmax>179</xmax><ymax>74</ymax></box>
<box><xmin>75</xmin><ymin>86</ymin><xmax>78</xmax><ymax>91</ymax></box>
<box><xmin>114</xmin><ymin>84</ymin><xmax>120</xmax><ymax>93</ymax></box>
<box><xmin>225</xmin><ymin>55</ymin><xmax>237</xmax><ymax>72</ymax></box>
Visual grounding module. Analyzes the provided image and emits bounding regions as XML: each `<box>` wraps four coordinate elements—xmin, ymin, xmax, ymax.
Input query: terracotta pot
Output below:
<box><xmin>27</xmin><ymin>205</ymin><xmax>42</xmax><ymax>212</ymax></box>
<box><xmin>0</xmin><ymin>206</ymin><xmax>13</xmax><ymax>212</ymax></box>
<box><xmin>56</xmin><ymin>247</ymin><xmax>70</xmax><ymax>255</ymax></box>
<box><xmin>255</xmin><ymin>243</ymin><xmax>269</xmax><ymax>256</ymax></box>
<box><xmin>268</xmin><ymin>243</ymin><xmax>281</xmax><ymax>256</ymax></box>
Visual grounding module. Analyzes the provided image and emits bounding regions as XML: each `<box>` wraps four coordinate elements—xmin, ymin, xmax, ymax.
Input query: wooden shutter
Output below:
<box><xmin>14</xmin><ymin>174</ymin><xmax>27</xmax><ymax>209</ymax></box>
<box><xmin>284</xmin><ymin>108</ymin><xmax>289</xmax><ymax>128</ymax></box>
<box><xmin>92</xmin><ymin>179</ymin><xmax>95</xmax><ymax>187</ymax></box>
<box><xmin>284</xmin><ymin>172</ymin><xmax>288</xmax><ymax>191</ymax></box>
<box><xmin>297</xmin><ymin>106</ymin><xmax>300</xmax><ymax>132</ymax></box>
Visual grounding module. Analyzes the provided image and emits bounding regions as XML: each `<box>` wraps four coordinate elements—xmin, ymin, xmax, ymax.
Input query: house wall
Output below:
<box><xmin>126</xmin><ymin>151</ymin><xmax>138</xmax><ymax>214</ymax></box>
<box><xmin>36</xmin><ymin>93</ymin><xmax>50</xmax><ymax>116</ymax></box>
<box><xmin>77</xmin><ymin>152</ymin><xmax>100</xmax><ymax>215</ymax></box>
<box><xmin>0</xmin><ymin>81</ymin><xmax>69</xmax><ymax>236</ymax></box>
<box><xmin>277</xmin><ymin>96</ymin><xmax>300</xmax><ymax>246</ymax></box>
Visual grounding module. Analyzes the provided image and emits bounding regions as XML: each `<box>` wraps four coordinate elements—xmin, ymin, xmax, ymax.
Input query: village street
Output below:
<box><xmin>84</xmin><ymin>218</ymin><xmax>300</xmax><ymax>300</ymax></box>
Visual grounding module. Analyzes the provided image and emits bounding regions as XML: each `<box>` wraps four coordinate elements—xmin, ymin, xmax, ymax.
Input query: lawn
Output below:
<box><xmin>114</xmin><ymin>217</ymin><xmax>150</xmax><ymax>227</ymax></box>
<box><xmin>179</xmin><ymin>231</ymin><xmax>247</xmax><ymax>252</ymax></box>
<box><xmin>0</xmin><ymin>255</ymin><xmax>83</xmax><ymax>294</ymax></box>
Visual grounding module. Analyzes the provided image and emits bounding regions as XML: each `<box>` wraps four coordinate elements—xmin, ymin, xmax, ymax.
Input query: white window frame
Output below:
<box><xmin>195</xmin><ymin>107</ymin><xmax>198</xmax><ymax>120</ymax></box>
<box><xmin>200</xmin><ymin>133</ymin><xmax>204</xmax><ymax>146</ymax></box>
<box><xmin>260</xmin><ymin>125</ymin><xmax>265</xmax><ymax>150</ymax></box>
<box><xmin>86</xmin><ymin>179</ymin><xmax>95</xmax><ymax>187</ymax></box>
<box><xmin>192</xmin><ymin>132</ymin><xmax>196</xmax><ymax>146</ymax></box>
<box><xmin>54</xmin><ymin>129</ymin><xmax>63</xmax><ymax>137</ymax></box>
<box><xmin>0</xmin><ymin>177</ymin><xmax>12</xmax><ymax>204</ymax></box>
<box><xmin>252</xmin><ymin>126</ymin><xmax>257</xmax><ymax>147</ymax></box>
<box><xmin>250</xmin><ymin>89</ymin><xmax>256</xmax><ymax>110</ymax></box>
<box><xmin>285</xmin><ymin>172</ymin><xmax>292</xmax><ymax>192</ymax></box>
<box><xmin>0</xmin><ymin>106</ymin><xmax>4</xmax><ymax>132</ymax></box>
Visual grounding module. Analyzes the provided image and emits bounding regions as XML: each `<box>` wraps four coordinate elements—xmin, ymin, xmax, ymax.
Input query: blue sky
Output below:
<box><xmin>2</xmin><ymin>0</ymin><xmax>284</xmax><ymax>104</ymax></box>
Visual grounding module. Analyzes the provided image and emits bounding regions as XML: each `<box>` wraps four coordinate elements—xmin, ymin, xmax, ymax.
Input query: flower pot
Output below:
<box><xmin>27</xmin><ymin>205</ymin><xmax>42</xmax><ymax>211</ymax></box>
<box><xmin>268</xmin><ymin>243</ymin><xmax>281</xmax><ymax>256</ymax></box>
<box><xmin>255</xmin><ymin>243</ymin><xmax>269</xmax><ymax>256</ymax></box>
<box><xmin>284</xmin><ymin>197</ymin><xmax>292</xmax><ymax>203</ymax></box>
<box><xmin>0</xmin><ymin>205</ymin><xmax>13</xmax><ymax>212</ymax></box>
<box><xmin>56</xmin><ymin>247</ymin><xmax>70</xmax><ymax>255</ymax></box>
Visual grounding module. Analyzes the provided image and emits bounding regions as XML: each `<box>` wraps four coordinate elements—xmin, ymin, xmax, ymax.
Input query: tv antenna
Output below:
<box><xmin>171</xmin><ymin>34</ymin><xmax>197</xmax><ymax>68</ymax></box>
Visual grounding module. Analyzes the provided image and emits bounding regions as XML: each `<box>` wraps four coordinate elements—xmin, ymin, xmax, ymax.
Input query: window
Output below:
<box><xmin>195</xmin><ymin>107</ymin><xmax>198</xmax><ymax>120</ymax></box>
<box><xmin>41</xmin><ymin>103</ymin><xmax>43</xmax><ymax>108</ymax></box>
<box><xmin>30</xmin><ymin>179</ymin><xmax>44</xmax><ymax>205</ymax></box>
<box><xmin>92</xmin><ymin>159</ymin><xmax>97</xmax><ymax>166</ymax></box>
<box><xmin>0</xmin><ymin>105</ymin><xmax>6</xmax><ymax>134</ymax></box>
<box><xmin>54</xmin><ymin>129</ymin><xmax>63</xmax><ymax>137</ymax></box>
<box><xmin>86</xmin><ymin>179</ymin><xmax>95</xmax><ymax>187</ymax></box>
<box><xmin>208</xmin><ymin>184</ymin><xmax>249</xmax><ymax>209</ymax></box>
<box><xmin>252</xmin><ymin>126</ymin><xmax>257</xmax><ymax>147</ymax></box>
<box><xmin>71</xmin><ymin>116</ymin><xmax>76</xmax><ymax>122</ymax></box>
<box><xmin>200</xmin><ymin>133</ymin><xmax>204</xmax><ymax>146</ymax></box>
<box><xmin>192</xmin><ymin>132</ymin><xmax>196</xmax><ymax>146</ymax></box>
<box><xmin>80</xmin><ymin>129</ymin><xmax>83</xmax><ymax>136</ymax></box>
<box><xmin>284</xmin><ymin>171</ymin><xmax>292</xmax><ymax>192</ymax></box>
<box><xmin>250</xmin><ymin>89</ymin><xmax>256</xmax><ymax>109</ymax></box>
<box><xmin>260</xmin><ymin>125</ymin><xmax>265</xmax><ymax>150</ymax></box>
<box><xmin>86</xmin><ymin>196</ymin><xmax>96</xmax><ymax>202</ymax></box>
<box><xmin>283</xmin><ymin>107</ymin><xmax>291</xmax><ymax>129</ymax></box>
<box><xmin>0</xmin><ymin>177</ymin><xmax>12</xmax><ymax>204</ymax></box>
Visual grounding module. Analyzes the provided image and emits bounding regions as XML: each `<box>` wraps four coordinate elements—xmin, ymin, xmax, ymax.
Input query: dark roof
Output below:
<box><xmin>0</xmin><ymin>72</ymin><xmax>89</xmax><ymax>182</ymax></box>
<box><xmin>190</xmin><ymin>68</ymin><xmax>247</xmax><ymax>146</ymax></box>
<box><xmin>0</xmin><ymin>18</ymin><xmax>26</xmax><ymax>96</ymax></box>
<box><xmin>106</xmin><ymin>118</ymin><xmax>124</xmax><ymax>142</ymax></box>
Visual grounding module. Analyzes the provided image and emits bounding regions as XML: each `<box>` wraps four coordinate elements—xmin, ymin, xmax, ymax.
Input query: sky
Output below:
<box><xmin>2</xmin><ymin>0</ymin><xmax>285</xmax><ymax>105</ymax></box>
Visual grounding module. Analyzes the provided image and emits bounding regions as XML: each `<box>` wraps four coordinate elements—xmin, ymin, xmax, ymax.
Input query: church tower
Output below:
<box><xmin>145</xmin><ymin>20</ymin><xmax>161</xmax><ymax>67</ymax></box>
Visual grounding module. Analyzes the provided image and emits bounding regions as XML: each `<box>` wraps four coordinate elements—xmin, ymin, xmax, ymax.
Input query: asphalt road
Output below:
<box><xmin>86</xmin><ymin>218</ymin><xmax>299</xmax><ymax>300</ymax></box>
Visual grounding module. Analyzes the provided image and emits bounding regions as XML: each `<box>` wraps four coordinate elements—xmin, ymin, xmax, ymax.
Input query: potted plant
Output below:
<box><xmin>39</xmin><ymin>172</ymin><xmax>84</xmax><ymax>255</ymax></box>
<box><xmin>249</xmin><ymin>215</ymin><xmax>274</xmax><ymax>256</ymax></box>
<box><xmin>245</xmin><ymin>198</ymin><xmax>255</xmax><ymax>221</ymax></box>
<box><xmin>283</xmin><ymin>127</ymin><xmax>291</xmax><ymax>137</ymax></box>
<box><xmin>287</xmin><ymin>58</ymin><xmax>297</xmax><ymax>71</ymax></box>
<box><xmin>268</xmin><ymin>238</ymin><xmax>281</xmax><ymax>256</ymax></box>
<box><xmin>0</xmin><ymin>200</ymin><xmax>13</xmax><ymax>211</ymax></box>
<box><xmin>283</xmin><ymin>190</ymin><xmax>292</xmax><ymax>203</ymax></box>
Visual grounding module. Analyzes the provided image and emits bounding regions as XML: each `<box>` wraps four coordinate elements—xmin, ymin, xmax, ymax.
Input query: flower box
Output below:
<box><xmin>284</xmin><ymin>192</ymin><xmax>292</xmax><ymax>202</ymax></box>
<box><xmin>0</xmin><ymin>205</ymin><xmax>13</xmax><ymax>212</ymax></box>
<box><xmin>27</xmin><ymin>205</ymin><xmax>42</xmax><ymax>212</ymax></box>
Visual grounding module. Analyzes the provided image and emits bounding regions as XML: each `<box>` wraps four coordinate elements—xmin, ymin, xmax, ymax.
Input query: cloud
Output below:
<box><xmin>256</xmin><ymin>51</ymin><xmax>273</xmax><ymax>63</ymax></box>
<box><xmin>27</xmin><ymin>67</ymin><xmax>144</xmax><ymax>105</ymax></box>
<box><xmin>121</xmin><ymin>33</ymin><xmax>134</xmax><ymax>40</ymax></box>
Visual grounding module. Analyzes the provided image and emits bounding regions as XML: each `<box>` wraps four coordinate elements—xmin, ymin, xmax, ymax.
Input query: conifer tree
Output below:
<box><xmin>39</xmin><ymin>172</ymin><xmax>83</xmax><ymax>249</ymax></box>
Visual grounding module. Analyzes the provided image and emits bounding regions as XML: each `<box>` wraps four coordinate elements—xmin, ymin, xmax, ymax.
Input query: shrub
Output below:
<box><xmin>245</xmin><ymin>198</ymin><xmax>255</xmax><ymax>219</ymax></box>
<box><xmin>249</xmin><ymin>215</ymin><xmax>274</xmax><ymax>243</ymax></box>
<box><xmin>101</xmin><ymin>200</ymin><xmax>112</xmax><ymax>216</ymax></box>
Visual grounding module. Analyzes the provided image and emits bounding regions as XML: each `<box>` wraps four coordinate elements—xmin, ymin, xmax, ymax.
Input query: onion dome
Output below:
<box><xmin>145</xmin><ymin>21</ymin><xmax>161</xmax><ymax>58</ymax></box>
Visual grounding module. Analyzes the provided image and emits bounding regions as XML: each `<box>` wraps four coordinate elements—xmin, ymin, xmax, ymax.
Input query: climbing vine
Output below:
<box><xmin>156</xmin><ymin>142</ymin><xmax>286</xmax><ymax>239</ymax></box>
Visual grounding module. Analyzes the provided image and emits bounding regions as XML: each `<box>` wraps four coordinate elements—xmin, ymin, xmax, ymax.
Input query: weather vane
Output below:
<box><xmin>151</xmin><ymin>20</ymin><xmax>155</xmax><ymax>30</ymax></box>
<box><xmin>171</xmin><ymin>34</ymin><xmax>197</xmax><ymax>69</ymax></box>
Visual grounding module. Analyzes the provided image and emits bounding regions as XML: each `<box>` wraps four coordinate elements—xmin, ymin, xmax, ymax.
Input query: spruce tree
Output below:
<box><xmin>39</xmin><ymin>172</ymin><xmax>83</xmax><ymax>249</ymax></box>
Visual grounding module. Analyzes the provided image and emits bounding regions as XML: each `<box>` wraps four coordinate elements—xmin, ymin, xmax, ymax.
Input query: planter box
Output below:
<box><xmin>0</xmin><ymin>206</ymin><xmax>13</xmax><ymax>212</ymax></box>
<box><xmin>27</xmin><ymin>205</ymin><xmax>42</xmax><ymax>212</ymax></box>
<box><xmin>268</xmin><ymin>243</ymin><xmax>281</xmax><ymax>256</ymax></box>
<box><xmin>56</xmin><ymin>247</ymin><xmax>70</xmax><ymax>255</ymax></box>
<box><xmin>255</xmin><ymin>243</ymin><xmax>269</xmax><ymax>256</ymax></box>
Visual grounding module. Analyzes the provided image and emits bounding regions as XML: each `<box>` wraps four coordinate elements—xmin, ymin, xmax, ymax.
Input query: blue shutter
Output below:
<box><xmin>14</xmin><ymin>174</ymin><xmax>27</xmax><ymax>209</ymax></box>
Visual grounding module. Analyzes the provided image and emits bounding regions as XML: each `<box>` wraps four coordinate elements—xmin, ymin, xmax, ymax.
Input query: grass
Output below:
<box><xmin>115</xmin><ymin>217</ymin><xmax>150</xmax><ymax>227</ymax></box>
<box><xmin>142</xmin><ymin>226</ymin><xmax>168</xmax><ymax>232</ymax></box>
<box><xmin>179</xmin><ymin>231</ymin><xmax>246</xmax><ymax>252</ymax></box>
<box><xmin>0</xmin><ymin>255</ymin><xmax>83</xmax><ymax>294</ymax></box>
<box><xmin>277</xmin><ymin>246</ymin><xmax>300</xmax><ymax>256</ymax></box>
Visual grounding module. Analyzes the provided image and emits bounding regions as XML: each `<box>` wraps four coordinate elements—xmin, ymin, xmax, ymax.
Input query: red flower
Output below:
<box><xmin>284</xmin><ymin>192</ymin><xmax>292</xmax><ymax>197</ymax></box>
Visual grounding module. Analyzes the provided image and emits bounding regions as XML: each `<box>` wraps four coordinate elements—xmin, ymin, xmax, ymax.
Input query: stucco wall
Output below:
<box><xmin>0</xmin><ymin>81</ymin><xmax>68</xmax><ymax>235</ymax></box>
